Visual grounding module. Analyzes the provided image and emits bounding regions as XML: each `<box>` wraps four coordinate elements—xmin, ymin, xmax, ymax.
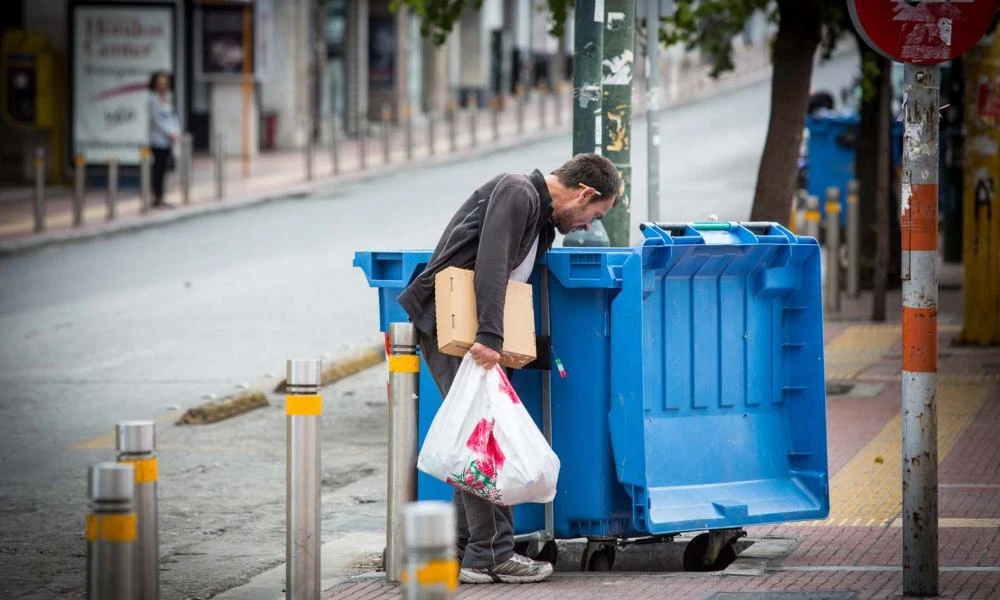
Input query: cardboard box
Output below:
<box><xmin>434</xmin><ymin>267</ymin><xmax>536</xmax><ymax>369</ymax></box>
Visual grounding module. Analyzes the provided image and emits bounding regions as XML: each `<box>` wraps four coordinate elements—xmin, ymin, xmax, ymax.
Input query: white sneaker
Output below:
<box><xmin>459</xmin><ymin>553</ymin><xmax>554</xmax><ymax>584</ymax></box>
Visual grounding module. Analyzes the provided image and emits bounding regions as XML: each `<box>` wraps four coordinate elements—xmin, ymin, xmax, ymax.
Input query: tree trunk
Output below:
<box><xmin>856</xmin><ymin>41</ymin><xmax>880</xmax><ymax>288</ymax></box>
<box><xmin>749</xmin><ymin>0</ymin><xmax>822</xmax><ymax>223</ymax></box>
<box><xmin>871</xmin><ymin>53</ymin><xmax>892</xmax><ymax>322</ymax></box>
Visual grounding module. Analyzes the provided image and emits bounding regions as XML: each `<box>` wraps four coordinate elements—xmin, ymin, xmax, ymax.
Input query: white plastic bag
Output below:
<box><xmin>417</xmin><ymin>354</ymin><xmax>560</xmax><ymax>506</ymax></box>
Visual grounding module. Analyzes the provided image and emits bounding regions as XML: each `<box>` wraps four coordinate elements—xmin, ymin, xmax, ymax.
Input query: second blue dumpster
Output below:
<box><xmin>355</xmin><ymin>222</ymin><xmax>829</xmax><ymax>571</ymax></box>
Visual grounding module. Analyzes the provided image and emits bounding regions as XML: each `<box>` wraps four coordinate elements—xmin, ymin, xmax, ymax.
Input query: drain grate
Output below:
<box><xmin>708</xmin><ymin>594</ymin><xmax>857</xmax><ymax>600</ymax></box>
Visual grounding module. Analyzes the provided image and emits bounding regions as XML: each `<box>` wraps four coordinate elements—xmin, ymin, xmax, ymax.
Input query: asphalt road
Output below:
<box><xmin>0</xmin><ymin>52</ymin><xmax>857</xmax><ymax>599</ymax></box>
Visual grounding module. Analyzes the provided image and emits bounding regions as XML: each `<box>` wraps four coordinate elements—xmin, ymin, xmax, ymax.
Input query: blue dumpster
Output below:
<box><xmin>805</xmin><ymin>113</ymin><xmax>903</xmax><ymax>222</ymax></box>
<box><xmin>355</xmin><ymin>222</ymin><xmax>829</xmax><ymax>557</ymax></box>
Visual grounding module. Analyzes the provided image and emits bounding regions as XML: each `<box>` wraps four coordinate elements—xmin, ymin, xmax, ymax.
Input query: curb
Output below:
<box><xmin>176</xmin><ymin>390</ymin><xmax>269</xmax><ymax>425</ymax></box>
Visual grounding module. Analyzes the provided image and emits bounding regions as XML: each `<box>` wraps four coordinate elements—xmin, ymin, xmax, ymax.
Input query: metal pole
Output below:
<box><xmin>180</xmin><ymin>134</ymin><xmax>192</xmax><ymax>205</ymax></box>
<box><xmin>428</xmin><ymin>109</ymin><xmax>436</xmax><ymax>156</ymax></box>
<box><xmin>402</xmin><ymin>502</ymin><xmax>457</xmax><ymax>600</ymax></box>
<box><xmin>601</xmin><ymin>0</ymin><xmax>635</xmax><ymax>247</ymax></box>
<box><xmin>847</xmin><ymin>179</ymin><xmax>860</xmax><ymax>298</ymax></box>
<box><xmin>554</xmin><ymin>82</ymin><xmax>564</xmax><ymax>126</ymax></box>
<box><xmin>825</xmin><ymin>187</ymin><xmax>841</xmax><ymax>312</ymax></box>
<box><xmin>805</xmin><ymin>195</ymin><xmax>820</xmax><ymax>240</ymax></box>
<box><xmin>387</xmin><ymin>323</ymin><xmax>419</xmax><ymax>583</ymax></box>
<box><xmin>516</xmin><ymin>84</ymin><xmax>525</xmax><ymax>136</ymax></box>
<box><xmin>448</xmin><ymin>99</ymin><xmax>457</xmax><ymax>153</ymax></box>
<box><xmin>139</xmin><ymin>148</ymin><xmax>152</xmax><ymax>214</ymax></box>
<box><xmin>382</xmin><ymin>104</ymin><xmax>392</xmax><ymax>165</ymax></box>
<box><xmin>331</xmin><ymin>115</ymin><xmax>341</xmax><ymax>175</ymax></box>
<box><xmin>33</xmin><ymin>147</ymin><xmax>45</xmax><ymax>233</ymax></box>
<box><xmin>538</xmin><ymin>82</ymin><xmax>548</xmax><ymax>129</ymax></box>
<box><xmin>469</xmin><ymin>97</ymin><xmax>478</xmax><ymax>148</ymax></box>
<box><xmin>305</xmin><ymin>117</ymin><xmax>314</xmax><ymax>182</ymax></box>
<box><xmin>116</xmin><ymin>421</ymin><xmax>158</xmax><ymax>600</ymax></box>
<box><xmin>87</xmin><ymin>462</ymin><xmax>135</xmax><ymax>600</ymax></box>
<box><xmin>286</xmin><ymin>358</ymin><xmax>322</xmax><ymax>600</ymax></box>
<box><xmin>901</xmin><ymin>63</ymin><xmax>939</xmax><ymax>597</ymax></box>
<box><xmin>73</xmin><ymin>154</ymin><xmax>86</xmax><ymax>227</ymax></box>
<box><xmin>106</xmin><ymin>158</ymin><xmax>119</xmax><ymax>222</ymax></box>
<box><xmin>404</xmin><ymin>104</ymin><xmax>414</xmax><ymax>161</ymax></box>
<box><xmin>360</xmin><ymin>118</ymin><xmax>369</xmax><ymax>171</ymax></box>
<box><xmin>490</xmin><ymin>97</ymin><xmax>500</xmax><ymax>142</ymax></box>
<box><xmin>646</xmin><ymin>0</ymin><xmax>661</xmax><ymax>223</ymax></box>
<box><xmin>214</xmin><ymin>132</ymin><xmax>225</xmax><ymax>200</ymax></box>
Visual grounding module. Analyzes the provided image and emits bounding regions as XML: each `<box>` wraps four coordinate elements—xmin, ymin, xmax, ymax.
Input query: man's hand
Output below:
<box><xmin>469</xmin><ymin>342</ymin><xmax>501</xmax><ymax>371</ymax></box>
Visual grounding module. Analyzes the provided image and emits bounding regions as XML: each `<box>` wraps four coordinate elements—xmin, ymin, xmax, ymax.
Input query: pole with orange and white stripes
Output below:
<box><xmin>900</xmin><ymin>64</ymin><xmax>939</xmax><ymax>597</ymax></box>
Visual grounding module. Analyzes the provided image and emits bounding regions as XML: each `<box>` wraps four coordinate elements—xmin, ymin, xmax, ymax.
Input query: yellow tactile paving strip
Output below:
<box><xmin>798</xmin><ymin>381</ymin><xmax>993</xmax><ymax>527</ymax></box>
<box><xmin>825</xmin><ymin>325</ymin><xmax>903</xmax><ymax>381</ymax></box>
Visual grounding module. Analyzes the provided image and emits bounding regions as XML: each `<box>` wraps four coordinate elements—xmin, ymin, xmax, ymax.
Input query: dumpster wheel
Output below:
<box><xmin>682</xmin><ymin>531</ymin><xmax>740</xmax><ymax>572</ymax></box>
<box><xmin>581</xmin><ymin>541</ymin><xmax>616</xmax><ymax>572</ymax></box>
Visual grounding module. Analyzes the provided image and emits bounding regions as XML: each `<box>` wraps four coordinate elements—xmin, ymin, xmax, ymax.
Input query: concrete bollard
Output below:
<box><xmin>825</xmin><ymin>187</ymin><xmax>842</xmax><ymax>312</ymax></box>
<box><xmin>73</xmin><ymin>154</ymin><xmax>86</xmax><ymax>227</ymax></box>
<box><xmin>87</xmin><ymin>462</ymin><xmax>135</xmax><ymax>600</ymax></box>
<box><xmin>847</xmin><ymin>179</ymin><xmax>860</xmax><ymax>298</ymax></box>
<box><xmin>382</xmin><ymin>104</ymin><xmax>392</xmax><ymax>166</ymax></box>
<box><xmin>330</xmin><ymin>116</ymin><xmax>341</xmax><ymax>176</ymax></box>
<box><xmin>214</xmin><ymin>132</ymin><xmax>225</xmax><ymax>200</ymax></box>
<box><xmin>468</xmin><ymin>97</ymin><xmax>478</xmax><ymax>148</ymax></box>
<box><xmin>139</xmin><ymin>148</ymin><xmax>152</xmax><ymax>214</ymax></box>
<box><xmin>180</xmin><ymin>134</ymin><xmax>193</xmax><ymax>205</ymax></box>
<box><xmin>490</xmin><ymin>97</ymin><xmax>500</xmax><ymax>142</ymax></box>
<box><xmin>286</xmin><ymin>359</ymin><xmax>323</xmax><ymax>600</ymax></box>
<box><xmin>106</xmin><ymin>158</ymin><xmax>119</xmax><ymax>222</ymax></box>
<box><xmin>386</xmin><ymin>323</ymin><xmax>419</xmax><ymax>583</ymax></box>
<box><xmin>516</xmin><ymin>85</ymin><xmax>526</xmax><ymax>136</ymax></box>
<box><xmin>447</xmin><ymin>100</ymin><xmax>457</xmax><ymax>153</ymax></box>
<box><xmin>116</xmin><ymin>421</ymin><xmax>158</xmax><ymax>600</ymax></box>
<box><xmin>404</xmin><ymin>104</ymin><xmax>414</xmax><ymax>161</ymax></box>
<box><xmin>402</xmin><ymin>502</ymin><xmax>457</xmax><ymax>599</ymax></box>
<box><xmin>805</xmin><ymin>194</ymin><xmax>820</xmax><ymax>241</ymax></box>
<box><xmin>305</xmin><ymin>117</ymin><xmax>314</xmax><ymax>182</ymax></box>
<box><xmin>33</xmin><ymin>147</ymin><xmax>45</xmax><ymax>233</ymax></box>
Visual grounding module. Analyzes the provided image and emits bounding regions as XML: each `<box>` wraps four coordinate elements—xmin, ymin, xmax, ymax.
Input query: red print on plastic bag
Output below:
<box><xmin>449</xmin><ymin>417</ymin><xmax>507</xmax><ymax>502</ymax></box>
<box><xmin>496</xmin><ymin>367</ymin><xmax>520</xmax><ymax>404</ymax></box>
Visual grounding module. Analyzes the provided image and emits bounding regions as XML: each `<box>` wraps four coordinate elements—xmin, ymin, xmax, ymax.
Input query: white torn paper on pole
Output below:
<box><xmin>901</xmin><ymin>180</ymin><xmax>912</xmax><ymax>217</ymax></box>
<box><xmin>595</xmin><ymin>0</ymin><xmax>604</xmax><ymax>22</ymax></box>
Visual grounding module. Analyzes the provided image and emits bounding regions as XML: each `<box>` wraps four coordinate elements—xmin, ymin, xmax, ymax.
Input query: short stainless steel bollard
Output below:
<box><xmin>554</xmin><ymin>82</ymin><xmax>564</xmax><ymax>126</ymax></box>
<box><xmin>33</xmin><ymin>147</ymin><xmax>45</xmax><ymax>233</ymax></box>
<box><xmin>180</xmin><ymin>133</ymin><xmax>193</xmax><ymax>205</ymax></box>
<box><xmin>386</xmin><ymin>323</ymin><xmax>419</xmax><ymax>583</ymax></box>
<box><xmin>382</xmin><ymin>104</ymin><xmax>392</xmax><ymax>165</ymax></box>
<box><xmin>286</xmin><ymin>358</ymin><xmax>323</xmax><ymax>600</ymax></box>
<box><xmin>139</xmin><ymin>148</ymin><xmax>152</xmax><ymax>214</ymax></box>
<box><xmin>116</xmin><ymin>421</ymin><xmax>158</xmax><ymax>600</ymax></box>
<box><xmin>305</xmin><ymin>118</ymin><xmax>314</xmax><ymax>182</ymax></box>
<box><xmin>447</xmin><ymin>100</ymin><xmax>457</xmax><ymax>153</ymax></box>
<box><xmin>404</xmin><ymin>104</ymin><xmax>414</xmax><ymax>161</ymax></box>
<box><xmin>516</xmin><ymin>85</ymin><xmax>525</xmax><ymax>136</ymax></box>
<box><xmin>468</xmin><ymin>97</ymin><xmax>478</xmax><ymax>148</ymax></box>
<box><xmin>402</xmin><ymin>502</ymin><xmax>457</xmax><ymax>600</ymax></box>
<box><xmin>106</xmin><ymin>158</ymin><xmax>119</xmax><ymax>222</ymax></box>
<box><xmin>214</xmin><ymin>132</ymin><xmax>225</xmax><ymax>200</ymax></box>
<box><xmin>87</xmin><ymin>462</ymin><xmax>136</xmax><ymax>600</ymax></box>
<box><xmin>331</xmin><ymin>116</ymin><xmax>341</xmax><ymax>176</ymax></box>
<box><xmin>428</xmin><ymin>110</ymin><xmax>437</xmax><ymax>156</ymax></box>
<box><xmin>805</xmin><ymin>194</ymin><xmax>820</xmax><ymax>240</ymax></box>
<box><xmin>73</xmin><ymin>154</ymin><xmax>86</xmax><ymax>227</ymax></box>
<box><xmin>538</xmin><ymin>83</ymin><xmax>548</xmax><ymax>129</ymax></box>
<box><xmin>847</xmin><ymin>179</ymin><xmax>860</xmax><ymax>298</ymax></box>
<box><xmin>490</xmin><ymin>97</ymin><xmax>500</xmax><ymax>142</ymax></box>
<box><xmin>825</xmin><ymin>187</ymin><xmax>842</xmax><ymax>312</ymax></box>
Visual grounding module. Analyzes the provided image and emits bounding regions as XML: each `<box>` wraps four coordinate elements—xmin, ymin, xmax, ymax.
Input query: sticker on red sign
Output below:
<box><xmin>849</xmin><ymin>0</ymin><xmax>997</xmax><ymax>65</ymax></box>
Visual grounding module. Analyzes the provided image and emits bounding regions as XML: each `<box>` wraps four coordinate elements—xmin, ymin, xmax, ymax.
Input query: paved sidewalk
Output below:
<box><xmin>325</xmin><ymin>281</ymin><xmax>1000</xmax><ymax>599</ymax></box>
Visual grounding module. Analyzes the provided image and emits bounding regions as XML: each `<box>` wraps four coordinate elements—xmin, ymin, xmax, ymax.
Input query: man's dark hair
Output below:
<box><xmin>148</xmin><ymin>71</ymin><xmax>173</xmax><ymax>92</ymax></box>
<box><xmin>552</xmin><ymin>153</ymin><xmax>621</xmax><ymax>204</ymax></box>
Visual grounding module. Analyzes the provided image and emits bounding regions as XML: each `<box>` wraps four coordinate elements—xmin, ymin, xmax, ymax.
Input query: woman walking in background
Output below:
<box><xmin>148</xmin><ymin>70</ymin><xmax>180</xmax><ymax>209</ymax></box>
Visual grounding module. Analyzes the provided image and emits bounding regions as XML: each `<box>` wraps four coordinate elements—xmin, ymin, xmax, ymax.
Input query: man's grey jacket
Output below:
<box><xmin>397</xmin><ymin>169</ymin><xmax>556</xmax><ymax>353</ymax></box>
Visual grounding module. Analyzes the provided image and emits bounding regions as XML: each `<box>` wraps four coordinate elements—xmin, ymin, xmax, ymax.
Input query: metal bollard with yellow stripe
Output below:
<box><xmin>402</xmin><ymin>501</ymin><xmax>458</xmax><ymax>599</ymax></box>
<box><xmin>386</xmin><ymin>323</ymin><xmax>419</xmax><ymax>583</ymax></box>
<box><xmin>116</xmin><ymin>421</ymin><xmax>158</xmax><ymax>600</ymax></box>
<box><xmin>87</xmin><ymin>462</ymin><xmax>136</xmax><ymax>600</ymax></box>
<box><xmin>286</xmin><ymin>358</ymin><xmax>323</xmax><ymax>600</ymax></box>
<box><xmin>805</xmin><ymin>194</ymin><xmax>821</xmax><ymax>240</ymax></box>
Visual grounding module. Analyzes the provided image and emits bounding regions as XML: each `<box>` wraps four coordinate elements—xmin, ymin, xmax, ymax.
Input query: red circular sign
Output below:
<box><xmin>849</xmin><ymin>0</ymin><xmax>998</xmax><ymax>65</ymax></box>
